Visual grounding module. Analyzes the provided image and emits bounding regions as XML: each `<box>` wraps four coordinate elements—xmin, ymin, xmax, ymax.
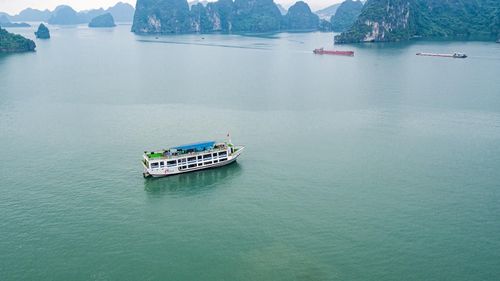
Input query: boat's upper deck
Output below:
<box><xmin>144</xmin><ymin>141</ymin><xmax>229</xmax><ymax>160</ymax></box>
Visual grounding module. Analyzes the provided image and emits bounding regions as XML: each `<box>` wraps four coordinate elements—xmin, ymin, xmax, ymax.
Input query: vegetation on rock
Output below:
<box><xmin>35</xmin><ymin>23</ymin><xmax>50</xmax><ymax>39</ymax></box>
<box><xmin>282</xmin><ymin>1</ymin><xmax>319</xmax><ymax>30</ymax></box>
<box><xmin>335</xmin><ymin>0</ymin><xmax>500</xmax><ymax>43</ymax></box>
<box><xmin>132</xmin><ymin>0</ymin><xmax>327</xmax><ymax>34</ymax></box>
<box><xmin>318</xmin><ymin>19</ymin><xmax>332</xmax><ymax>32</ymax></box>
<box><xmin>330</xmin><ymin>0</ymin><xmax>363</xmax><ymax>32</ymax></box>
<box><xmin>0</xmin><ymin>27</ymin><xmax>36</xmax><ymax>52</ymax></box>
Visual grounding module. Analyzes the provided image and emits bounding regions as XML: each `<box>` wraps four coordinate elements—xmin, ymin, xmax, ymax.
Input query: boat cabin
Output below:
<box><xmin>142</xmin><ymin>141</ymin><xmax>233</xmax><ymax>171</ymax></box>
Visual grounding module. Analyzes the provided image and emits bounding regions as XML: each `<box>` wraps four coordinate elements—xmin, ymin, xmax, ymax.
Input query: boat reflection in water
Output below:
<box><xmin>144</xmin><ymin>161</ymin><xmax>242</xmax><ymax>196</ymax></box>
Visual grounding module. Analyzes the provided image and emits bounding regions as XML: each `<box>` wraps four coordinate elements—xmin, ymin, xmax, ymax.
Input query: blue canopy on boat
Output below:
<box><xmin>173</xmin><ymin>141</ymin><xmax>215</xmax><ymax>152</ymax></box>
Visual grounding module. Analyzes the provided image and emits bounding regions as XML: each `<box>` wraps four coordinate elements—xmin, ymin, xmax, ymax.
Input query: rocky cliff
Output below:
<box><xmin>132</xmin><ymin>0</ymin><xmax>192</xmax><ymax>33</ymax></box>
<box><xmin>132</xmin><ymin>0</ymin><xmax>298</xmax><ymax>34</ymax></box>
<box><xmin>282</xmin><ymin>1</ymin><xmax>319</xmax><ymax>30</ymax></box>
<box><xmin>330</xmin><ymin>0</ymin><xmax>363</xmax><ymax>32</ymax></box>
<box><xmin>335</xmin><ymin>0</ymin><xmax>500</xmax><ymax>43</ymax></box>
<box><xmin>35</xmin><ymin>23</ymin><xmax>50</xmax><ymax>39</ymax></box>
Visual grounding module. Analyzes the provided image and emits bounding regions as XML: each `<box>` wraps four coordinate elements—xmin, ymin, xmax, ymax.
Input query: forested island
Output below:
<box><xmin>35</xmin><ymin>24</ymin><xmax>50</xmax><ymax>39</ymax></box>
<box><xmin>132</xmin><ymin>0</ymin><xmax>322</xmax><ymax>34</ymax></box>
<box><xmin>0</xmin><ymin>27</ymin><xmax>36</xmax><ymax>52</ymax></box>
<box><xmin>89</xmin><ymin>13</ymin><xmax>117</xmax><ymax>28</ymax></box>
<box><xmin>335</xmin><ymin>0</ymin><xmax>500</xmax><ymax>43</ymax></box>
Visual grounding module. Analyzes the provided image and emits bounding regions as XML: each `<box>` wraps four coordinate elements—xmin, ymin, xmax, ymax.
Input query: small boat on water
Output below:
<box><xmin>416</xmin><ymin>52</ymin><xmax>467</xmax><ymax>58</ymax></box>
<box><xmin>313</xmin><ymin>48</ymin><xmax>354</xmax><ymax>56</ymax></box>
<box><xmin>142</xmin><ymin>137</ymin><xmax>244</xmax><ymax>178</ymax></box>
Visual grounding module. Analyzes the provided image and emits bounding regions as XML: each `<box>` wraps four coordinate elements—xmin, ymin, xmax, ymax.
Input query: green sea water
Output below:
<box><xmin>1</xmin><ymin>25</ymin><xmax>500</xmax><ymax>280</ymax></box>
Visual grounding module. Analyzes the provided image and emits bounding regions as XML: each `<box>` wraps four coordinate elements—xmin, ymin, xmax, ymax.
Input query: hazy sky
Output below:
<box><xmin>0</xmin><ymin>0</ymin><xmax>343</xmax><ymax>15</ymax></box>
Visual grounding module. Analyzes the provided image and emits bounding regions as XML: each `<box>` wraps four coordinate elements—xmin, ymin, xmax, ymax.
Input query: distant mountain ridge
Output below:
<box><xmin>0</xmin><ymin>15</ymin><xmax>30</xmax><ymax>27</ymax></box>
<box><xmin>335</xmin><ymin>0</ymin><xmax>500</xmax><ymax>43</ymax></box>
<box><xmin>1</xmin><ymin>2</ymin><xmax>135</xmax><ymax>24</ymax></box>
<box><xmin>314</xmin><ymin>3</ymin><xmax>341</xmax><ymax>20</ymax></box>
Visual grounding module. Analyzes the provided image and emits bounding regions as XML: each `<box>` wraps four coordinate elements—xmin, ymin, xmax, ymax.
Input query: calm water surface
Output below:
<box><xmin>1</xmin><ymin>25</ymin><xmax>500</xmax><ymax>280</ymax></box>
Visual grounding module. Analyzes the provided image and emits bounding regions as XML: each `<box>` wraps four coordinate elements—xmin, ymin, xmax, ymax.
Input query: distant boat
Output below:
<box><xmin>313</xmin><ymin>48</ymin><xmax>354</xmax><ymax>56</ymax></box>
<box><xmin>142</xmin><ymin>138</ymin><xmax>244</xmax><ymax>178</ymax></box>
<box><xmin>416</xmin><ymin>52</ymin><xmax>467</xmax><ymax>58</ymax></box>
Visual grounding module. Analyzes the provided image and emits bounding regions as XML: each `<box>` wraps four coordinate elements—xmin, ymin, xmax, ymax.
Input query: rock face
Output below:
<box><xmin>89</xmin><ymin>13</ymin><xmax>117</xmax><ymax>28</ymax></box>
<box><xmin>132</xmin><ymin>0</ymin><xmax>192</xmax><ymax>33</ymax></box>
<box><xmin>0</xmin><ymin>27</ymin><xmax>36</xmax><ymax>53</ymax></box>
<box><xmin>318</xmin><ymin>19</ymin><xmax>332</xmax><ymax>32</ymax></box>
<box><xmin>0</xmin><ymin>15</ymin><xmax>30</xmax><ymax>27</ymax></box>
<box><xmin>132</xmin><ymin>0</ymin><xmax>283</xmax><ymax>34</ymax></box>
<box><xmin>48</xmin><ymin>5</ymin><xmax>84</xmax><ymax>25</ymax></box>
<box><xmin>35</xmin><ymin>23</ymin><xmax>50</xmax><ymax>39</ymax></box>
<box><xmin>335</xmin><ymin>0</ymin><xmax>500</xmax><ymax>43</ymax></box>
<box><xmin>232</xmin><ymin>0</ymin><xmax>282</xmax><ymax>32</ymax></box>
<box><xmin>282</xmin><ymin>1</ymin><xmax>319</xmax><ymax>30</ymax></box>
<box><xmin>330</xmin><ymin>0</ymin><xmax>363</xmax><ymax>32</ymax></box>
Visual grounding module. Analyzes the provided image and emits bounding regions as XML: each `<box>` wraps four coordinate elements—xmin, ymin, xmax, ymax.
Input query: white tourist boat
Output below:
<box><xmin>142</xmin><ymin>137</ymin><xmax>244</xmax><ymax>178</ymax></box>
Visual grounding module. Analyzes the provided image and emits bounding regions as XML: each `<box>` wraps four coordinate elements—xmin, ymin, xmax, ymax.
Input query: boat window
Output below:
<box><xmin>159</xmin><ymin>161</ymin><xmax>165</xmax><ymax>167</ymax></box>
<box><xmin>197</xmin><ymin>156</ymin><xmax>202</xmax><ymax>160</ymax></box>
<box><xmin>150</xmin><ymin>162</ymin><xmax>159</xmax><ymax>168</ymax></box>
<box><xmin>214</xmin><ymin>160</ymin><xmax>219</xmax><ymax>163</ymax></box>
<box><xmin>213</xmin><ymin>153</ymin><xmax>217</xmax><ymax>157</ymax></box>
<box><xmin>188</xmin><ymin>156</ymin><xmax>196</xmax><ymax>162</ymax></box>
<box><xmin>198</xmin><ymin>163</ymin><xmax>202</xmax><ymax>166</ymax></box>
<box><xmin>188</xmin><ymin>164</ymin><xmax>197</xmax><ymax>168</ymax></box>
<box><xmin>203</xmin><ymin>154</ymin><xmax>211</xmax><ymax>159</ymax></box>
<box><xmin>204</xmin><ymin>161</ymin><xmax>212</xmax><ymax>165</ymax></box>
<box><xmin>178</xmin><ymin>158</ymin><xmax>187</xmax><ymax>163</ymax></box>
<box><xmin>167</xmin><ymin>160</ymin><xmax>176</xmax><ymax>167</ymax></box>
<box><xmin>219</xmin><ymin>151</ymin><xmax>227</xmax><ymax>156</ymax></box>
<box><xmin>220</xmin><ymin>158</ymin><xmax>227</xmax><ymax>162</ymax></box>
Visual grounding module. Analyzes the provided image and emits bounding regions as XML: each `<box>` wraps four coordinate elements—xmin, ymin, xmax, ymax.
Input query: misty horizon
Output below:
<box><xmin>0</xmin><ymin>0</ymin><xmax>344</xmax><ymax>15</ymax></box>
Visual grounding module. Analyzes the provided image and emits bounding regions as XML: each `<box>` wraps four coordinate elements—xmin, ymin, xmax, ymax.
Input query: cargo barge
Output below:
<box><xmin>313</xmin><ymin>48</ymin><xmax>354</xmax><ymax>56</ymax></box>
<box><xmin>416</xmin><ymin>52</ymin><xmax>467</xmax><ymax>58</ymax></box>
